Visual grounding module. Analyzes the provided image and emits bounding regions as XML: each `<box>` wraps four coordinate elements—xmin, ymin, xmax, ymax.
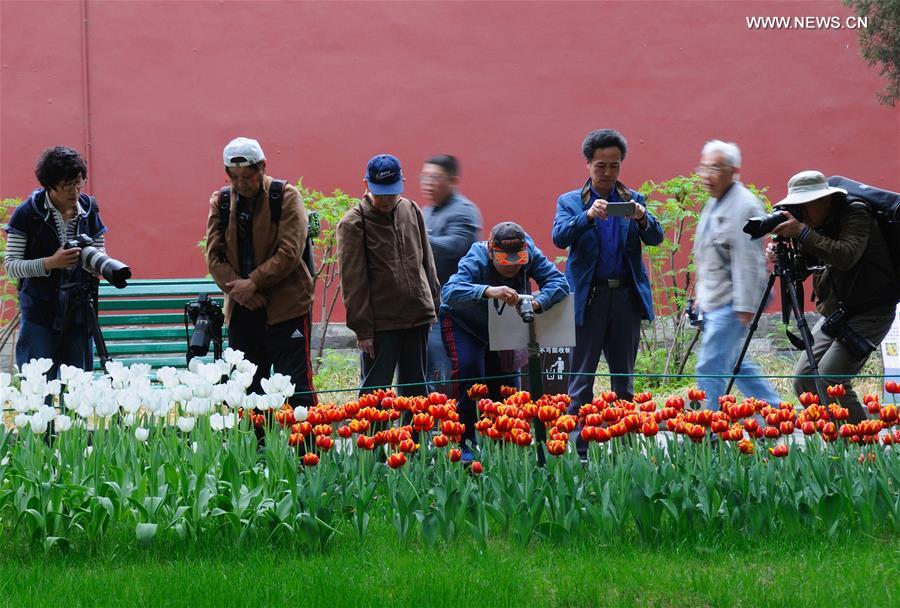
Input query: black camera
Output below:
<box><xmin>821</xmin><ymin>308</ymin><xmax>876</xmax><ymax>361</ymax></box>
<box><xmin>63</xmin><ymin>234</ymin><xmax>131</xmax><ymax>288</ymax></box>
<box><xmin>685</xmin><ymin>299</ymin><xmax>704</xmax><ymax>329</ymax></box>
<box><xmin>743</xmin><ymin>206</ymin><xmax>802</xmax><ymax>240</ymax></box>
<box><xmin>185</xmin><ymin>294</ymin><xmax>225</xmax><ymax>358</ymax></box>
<box><xmin>518</xmin><ymin>295</ymin><xmax>536</xmax><ymax>323</ymax></box>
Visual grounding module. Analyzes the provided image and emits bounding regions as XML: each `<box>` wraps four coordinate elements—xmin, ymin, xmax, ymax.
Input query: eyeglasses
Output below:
<box><xmin>695</xmin><ymin>165</ymin><xmax>729</xmax><ymax>176</ymax></box>
<box><xmin>57</xmin><ymin>178</ymin><xmax>87</xmax><ymax>192</ymax></box>
<box><xmin>419</xmin><ymin>174</ymin><xmax>448</xmax><ymax>184</ymax></box>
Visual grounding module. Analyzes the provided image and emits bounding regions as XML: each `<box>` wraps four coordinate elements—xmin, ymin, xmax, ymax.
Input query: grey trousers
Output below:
<box><xmin>793</xmin><ymin>306</ymin><xmax>895</xmax><ymax>424</ymax></box>
<box><xmin>567</xmin><ymin>285</ymin><xmax>642</xmax><ymax>413</ymax></box>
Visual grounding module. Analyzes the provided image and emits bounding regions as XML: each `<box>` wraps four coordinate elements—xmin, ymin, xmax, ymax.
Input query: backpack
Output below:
<box><xmin>827</xmin><ymin>175</ymin><xmax>900</xmax><ymax>280</ymax></box>
<box><xmin>219</xmin><ymin>180</ymin><xmax>317</xmax><ymax>275</ymax></box>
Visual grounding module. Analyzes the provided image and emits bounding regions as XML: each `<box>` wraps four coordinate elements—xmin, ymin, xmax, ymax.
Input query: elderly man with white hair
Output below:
<box><xmin>692</xmin><ymin>140</ymin><xmax>781</xmax><ymax>410</ymax></box>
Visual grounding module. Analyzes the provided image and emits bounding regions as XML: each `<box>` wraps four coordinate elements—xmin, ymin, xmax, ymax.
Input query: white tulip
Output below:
<box><xmin>123</xmin><ymin>413</ymin><xmax>136</xmax><ymax>427</ymax></box>
<box><xmin>176</xmin><ymin>416</ymin><xmax>196</xmax><ymax>433</ymax></box>
<box><xmin>14</xmin><ymin>413</ymin><xmax>28</xmax><ymax>428</ymax></box>
<box><xmin>25</xmin><ymin>393</ymin><xmax>45</xmax><ymax>413</ymax></box>
<box><xmin>235</xmin><ymin>359</ymin><xmax>257</xmax><ymax>377</ymax></box>
<box><xmin>209</xmin><ymin>413</ymin><xmax>225</xmax><ymax>431</ymax></box>
<box><xmin>186</xmin><ymin>397</ymin><xmax>210</xmax><ymax>416</ymax></box>
<box><xmin>215</xmin><ymin>358</ymin><xmax>232</xmax><ymax>378</ymax></box>
<box><xmin>134</xmin><ymin>427</ymin><xmax>149</xmax><ymax>442</ymax></box>
<box><xmin>59</xmin><ymin>365</ymin><xmax>80</xmax><ymax>385</ymax></box>
<box><xmin>188</xmin><ymin>358</ymin><xmax>201</xmax><ymax>373</ymax></box>
<box><xmin>129</xmin><ymin>363</ymin><xmax>152</xmax><ymax>379</ymax></box>
<box><xmin>21</xmin><ymin>358</ymin><xmax>53</xmax><ymax>379</ymax></box>
<box><xmin>121</xmin><ymin>392</ymin><xmax>142</xmax><ymax>414</ymax></box>
<box><xmin>0</xmin><ymin>371</ymin><xmax>10</xmax><ymax>390</ymax></box>
<box><xmin>156</xmin><ymin>367</ymin><xmax>179</xmax><ymax>389</ymax></box>
<box><xmin>197</xmin><ymin>363</ymin><xmax>222</xmax><ymax>385</ymax></box>
<box><xmin>230</xmin><ymin>371</ymin><xmax>254</xmax><ymax>390</ymax></box>
<box><xmin>55</xmin><ymin>415</ymin><xmax>73</xmax><ymax>432</ymax></box>
<box><xmin>293</xmin><ymin>405</ymin><xmax>308</xmax><ymax>422</ymax></box>
<box><xmin>223</xmin><ymin>348</ymin><xmax>245</xmax><ymax>365</ymax></box>
<box><xmin>29</xmin><ymin>415</ymin><xmax>48</xmax><ymax>434</ymax></box>
<box><xmin>191</xmin><ymin>378</ymin><xmax>214</xmax><ymax>399</ymax></box>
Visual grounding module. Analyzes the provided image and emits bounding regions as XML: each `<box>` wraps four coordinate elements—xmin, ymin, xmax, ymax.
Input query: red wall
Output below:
<box><xmin>2</xmin><ymin>1</ymin><xmax>897</xmax><ymax>318</ymax></box>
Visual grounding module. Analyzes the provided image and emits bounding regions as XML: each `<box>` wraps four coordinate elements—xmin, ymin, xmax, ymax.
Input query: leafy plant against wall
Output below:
<box><xmin>844</xmin><ymin>0</ymin><xmax>900</xmax><ymax>106</ymax></box>
<box><xmin>0</xmin><ymin>198</ymin><xmax>22</xmax><ymax>340</ymax></box>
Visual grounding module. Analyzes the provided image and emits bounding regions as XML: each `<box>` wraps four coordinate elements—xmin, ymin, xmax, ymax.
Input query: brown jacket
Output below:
<box><xmin>206</xmin><ymin>175</ymin><xmax>313</xmax><ymax>325</ymax></box>
<box><xmin>337</xmin><ymin>196</ymin><xmax>440</xmax><ymax>340</ymax></box>
<box><xmin>799</xmin><ymin>199</ymin><xmax>898</xmax><ymax>316</ymax></box>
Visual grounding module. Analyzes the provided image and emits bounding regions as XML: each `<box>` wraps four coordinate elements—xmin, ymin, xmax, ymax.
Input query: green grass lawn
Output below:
<box><xmin>1</xmin><ymin>525</ymin><xmax>897</xmax><ymax>608</ymax></box>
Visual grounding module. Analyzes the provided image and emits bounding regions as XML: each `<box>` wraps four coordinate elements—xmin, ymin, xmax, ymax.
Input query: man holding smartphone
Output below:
<box><xmin>552</xmin><ymin>129</ymin><xmax>663</xmax><ymax>411</ymax></box>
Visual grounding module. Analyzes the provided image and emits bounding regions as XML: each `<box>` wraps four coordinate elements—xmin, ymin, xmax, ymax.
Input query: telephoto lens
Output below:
<box><xmin>64</xmin><ymin>234</ymin><xmax>131</xmax><ymax>288</ymax></box>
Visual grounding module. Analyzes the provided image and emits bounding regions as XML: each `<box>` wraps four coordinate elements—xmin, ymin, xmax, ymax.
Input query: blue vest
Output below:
<box><xmin>6</xmin><ymin>189</ymin><xmax>107</xmax><ymax>327</ymax></box>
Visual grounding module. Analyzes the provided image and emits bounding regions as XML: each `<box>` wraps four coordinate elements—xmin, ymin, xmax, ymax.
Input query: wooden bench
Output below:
<box><xmin>96</xmin><ymin>278</ymin><xmax>226</xmax><ymax>369</ymax></box>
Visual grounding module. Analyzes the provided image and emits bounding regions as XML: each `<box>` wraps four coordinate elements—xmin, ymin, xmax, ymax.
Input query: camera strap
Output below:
<box><xmin>218</xmin><ymin>179</ymin><xmax>286</xmax><ymax>237</ymax></box>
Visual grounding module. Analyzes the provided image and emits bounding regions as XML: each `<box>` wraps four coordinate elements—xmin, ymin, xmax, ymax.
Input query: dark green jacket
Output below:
<box><xmin>799</xmin><ymin>199</ymin><xmax>898</xmax><ymax>316</ymax></box>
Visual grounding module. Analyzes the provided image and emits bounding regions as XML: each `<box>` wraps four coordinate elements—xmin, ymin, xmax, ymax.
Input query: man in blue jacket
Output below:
<box><xmin>552</xmin><ymin>129</ymin><xmax>664</xmax><ymax>410</ymax></box>
<box><xmin>442</xmin><ymin>222</ymin><xmax>569</xmax><ymax>457</ymax></box>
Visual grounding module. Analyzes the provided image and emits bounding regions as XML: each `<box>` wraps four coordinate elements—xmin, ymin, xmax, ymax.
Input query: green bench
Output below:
<box><xmin>96</xmin><ymin>278</ymin><xmax>226</xmax><ymax>369</ymax></box>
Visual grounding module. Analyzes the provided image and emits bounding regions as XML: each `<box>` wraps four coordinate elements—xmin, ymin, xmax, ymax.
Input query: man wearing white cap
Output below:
<box><xmin>206</xmin><ymin>137</ymin><xmax>317</xmax><ymax>411</ymax></box>
<box><xmin>770</xmin><ymin>170</ymin><xmax>898</xmax><ymax>423</ymax></box>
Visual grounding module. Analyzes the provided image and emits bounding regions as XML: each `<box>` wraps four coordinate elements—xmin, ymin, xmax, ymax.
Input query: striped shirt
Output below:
<box><xmin>4</xmin><ymin>193</ymin><xmax>106</xmax><ymax>279</ymax></box>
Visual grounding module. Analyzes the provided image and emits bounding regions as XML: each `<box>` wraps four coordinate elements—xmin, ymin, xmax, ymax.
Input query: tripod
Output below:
<box><xmin>725</xmin><ymin>238</ymin><xmax>829</xmax><ymax>406</ymax></box>
<box><xmin>51</xmin><ymin>278</ymin><xmax>112</xmax><ymax>375</ymax></box>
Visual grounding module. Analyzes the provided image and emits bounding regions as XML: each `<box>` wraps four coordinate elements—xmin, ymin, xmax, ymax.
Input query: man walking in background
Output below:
<box><xmin>420</xmin><ymin>155</ymin><xmax>483</xmax><ymax>393</ymax></box>
<box><xmin>692</xmin><ymin>140</ymin><xmax>781</xmax><ymax>409</ymax></box>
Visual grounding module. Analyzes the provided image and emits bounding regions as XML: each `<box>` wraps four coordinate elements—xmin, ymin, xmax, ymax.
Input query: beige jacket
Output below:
<box><xmin>206</xmin><ymin>175</ymin><xmax>313</xmax><ymax>325</ymax></box>
<box><xmin>337</xmin><ymin>196</ymin><xmax>440</xmax><ymax>340</ymax></box>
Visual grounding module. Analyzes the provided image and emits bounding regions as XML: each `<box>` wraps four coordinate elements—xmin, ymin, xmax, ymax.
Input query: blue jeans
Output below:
<box><xmin>694</xmin><ymin>304</ymin><xmax>780</xmax><ymax>409</ymax></box>
<box><xmin>426</xmin><ymin>320</ymin><xmax>452</xmax><ymax>394</ymax></box>
<box><xmin>16</xmin><ymin>317</ymin><xmax>93</xmax><ymax>372</ymax></box>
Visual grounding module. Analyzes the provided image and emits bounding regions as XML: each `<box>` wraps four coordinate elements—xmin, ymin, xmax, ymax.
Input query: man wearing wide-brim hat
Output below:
<box><xmin>769</xmin><ymin>170</ymin><xmax>898</xmax><ymax>423</ymax></box>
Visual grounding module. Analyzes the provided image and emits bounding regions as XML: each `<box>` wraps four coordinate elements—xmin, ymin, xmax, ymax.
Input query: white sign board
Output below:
<box><xmin>487</xmin><ymin>296</ymin><xmax>576</xmax><ymax>351</ymax></box>
<box><xmin>882</xmin><ymin>303</ymin><xmax>900</xmax><ymax>402</ymax></box>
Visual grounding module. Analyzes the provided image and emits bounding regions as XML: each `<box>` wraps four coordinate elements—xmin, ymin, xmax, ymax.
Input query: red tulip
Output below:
<box><xmin>769</xmin><ymin>444</ymin><xmax>789</xmax><ymax>457</ymax></box>
<box><xmin>880</xmin><ymin>404</ymin><xmax>898</xmax><ymax>424</ymax></box>
<box><xmin>738</xmin><ymin>438</ymin><xmax>755</xmax><ymax>455</ymax></box>
<box><xmin>449</xmin><ymin>448</ymin><xmax>462</xmax><ymax>462</ymax></box>
<box><xmin>432</xmin><ymin>434</ymin><xmax>450</xmax><ymax>448</ymax></box>
<box><xmin>302</xmin><ymin>452</ymin><xmax>319</xmax><ymax>467</ymax></box>
<box><xmin>827</xmin><ymin>384</ymin><xmax>846</xmax><ymax>398</ymax></box>
<box><xmin>387</xmin><ymin>452</ymin><xmax>407</xmax><ymax>469</ymax></box>
<box><xmin>546</xmin><ymin>439</ymin><xmax>567</xmax><ymax>456</ymax></box>
<box><xmin>885</xmin><ymin>380</ymin><xmax>900</xmax><ymax>394</ymax></box>
<box><xmin>470</xmin><ymin>461</ymin><xmax>483</xmax><ymax>475</ymax></box>
<box><xmin>315</xmin><ymin>435</ymin><xmax>334</xmax><ymax>451</ymax></box>
<box><xmin>799</xmin><ymin>392</ymin><xmax>819</xmax><ymax>406</ymax></box>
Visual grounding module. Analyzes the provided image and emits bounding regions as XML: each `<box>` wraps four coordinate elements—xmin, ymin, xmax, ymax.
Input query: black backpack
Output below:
<box><xmin>827</xmin><ymin>175</ymin><xmax>900</xmax><ymax>279</ymax></box>
<box><xmin>219</xmin><ymin>180</ymin><xmax>317</xmax><ymax>275</ymax></box>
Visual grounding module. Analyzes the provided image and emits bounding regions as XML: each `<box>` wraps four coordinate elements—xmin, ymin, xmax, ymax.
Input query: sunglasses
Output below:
<box><xmin>491</xmin><ymin>247</ymin><xmax>528</xmax><ymax>266</ymax></box>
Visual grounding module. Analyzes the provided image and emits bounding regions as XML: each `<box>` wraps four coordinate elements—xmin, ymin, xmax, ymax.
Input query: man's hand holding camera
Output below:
<box><xmin>43</xmin><ymin>246</ymin><xmax>82</xmax><ymax>271</ymax></box>
<box><xmin>770</xmin><ymin>211</ymin><xmax>803</xmax><ymax>239</ymax></box>
<box><xmin>484</xmin><ymin>286</ymin><xmax>542</xmax><ymax>313</ymax></box>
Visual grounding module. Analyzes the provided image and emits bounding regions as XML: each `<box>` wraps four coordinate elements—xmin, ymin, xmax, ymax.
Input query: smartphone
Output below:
<box><xmin>606</xmin><ymin>201</ymin><xmax>635</xmax><ymax>217</ymax></box>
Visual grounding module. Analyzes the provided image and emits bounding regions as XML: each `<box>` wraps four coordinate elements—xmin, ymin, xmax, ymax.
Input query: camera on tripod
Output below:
<box><xmin>517</xmin><ymin>295</ymin><xmax>536</xmax><ymax>323</ymax></box>
<box><xmin>743</xmin><ymin>206</ymin><xmax>803</xmax><ymax>240</ymax></box>
<box><xmin>63</xmin><ymin>234</ymin><xmax>131</xmax><ymax>288</ymax></box>
<box><xmin>185</xmin><ymin>294</ymin><xmax>225</xmax><ymax>360</ymax></box>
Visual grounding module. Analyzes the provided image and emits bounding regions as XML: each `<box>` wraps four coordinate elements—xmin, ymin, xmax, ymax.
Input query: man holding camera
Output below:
<box><xmin>337</xmin><ymin>154</ymin><xmax>441</xmax><ymax>396</ymax></box>
<box><xmin>5</xmin><ymin>146</ymin><xmax>108</xmax><ymax>371</ymax></box>
<box><xmin>692</xmin><ymin>141</ymin><xmax>781</xmax><ymax>409</ymax></box>
<box><xmin>441</xmin><ymin>222</ymin><xmax>569</xmax><ymax>456</ymax></box>
<box><xmin>206</xmin><ymin>137</ymin><xmax>316</xmax><ymax>407</ymax></box>
<box><xmin>770</xmin><ymin>171</ymin><xmax>898</xmax><ymax>423</ymax></box>
<box><xmin>552</xmin><ymin>129</ymin><xmax>663</xmax><ymax>409</ymax></box>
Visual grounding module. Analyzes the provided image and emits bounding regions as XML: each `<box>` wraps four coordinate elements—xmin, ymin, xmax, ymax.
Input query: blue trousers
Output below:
<box><xmin>695</xmin><ymin>304</ymin><xmax>780</xmax><ymax>409</ymax></box>
<box><xmin>16</xmin><ymin>317</ymin><xmax>93</xmax><ymax>372</ymax></box>
<box><xmin>441</xmin><ymin>316</ymin><xmax>518</xmax><ymax>444</ymax></box>
<box><xmin>426</xmin><ymin>320</ymin><xmax>452</xmax><ymax>394</ymax></box>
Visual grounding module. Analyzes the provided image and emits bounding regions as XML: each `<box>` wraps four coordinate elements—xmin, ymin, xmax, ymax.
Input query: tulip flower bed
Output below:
<box><xmin>1</xmin><ymin>353</ymin><xmax>899</xmax><ymax>553</ymax></box>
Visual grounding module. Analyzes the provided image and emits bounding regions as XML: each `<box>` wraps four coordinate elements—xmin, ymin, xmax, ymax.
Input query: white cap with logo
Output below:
<box><xmin>223</xmin><ymin>137</ymin><xmax>266</xmax><ymax>167</ymax></box>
